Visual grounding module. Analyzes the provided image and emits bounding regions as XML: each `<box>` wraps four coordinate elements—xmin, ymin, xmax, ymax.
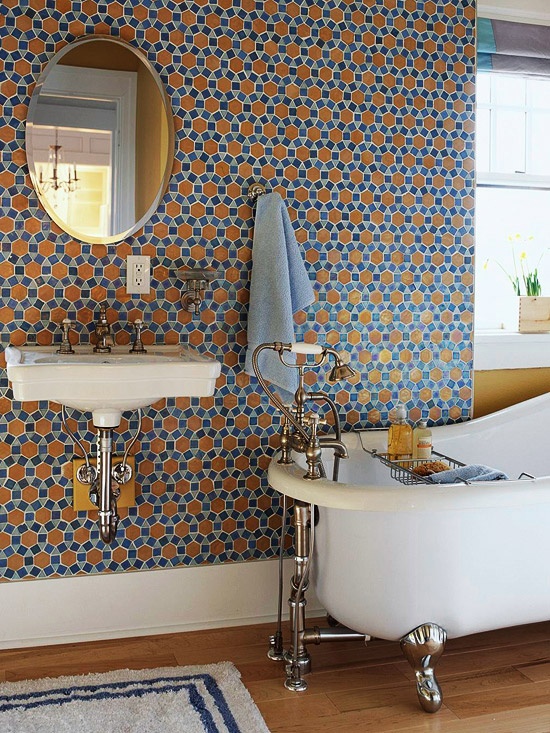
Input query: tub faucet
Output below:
<box><xmin>252</xmin><ymin>342</ymin><xmax>355</xmax><ymax>480</ymax></box>
<box><xmin>319</xmin><ymin>439</ymin><xmax>348</xmax><ymax>459</ymax></box>
<box><xmin>303</xmin><ymin>413</ymin><xmax>348</xmax><ymax>480</ymax></box>
<box><xmin>93</xmin><ymin>303</ymin><xmax>115</xmax><ymax>353</ymax></box>
<box><xmin>309</xmin><ymin>391</ymin><xmax>345</xmax><ymax>481</ymax></box>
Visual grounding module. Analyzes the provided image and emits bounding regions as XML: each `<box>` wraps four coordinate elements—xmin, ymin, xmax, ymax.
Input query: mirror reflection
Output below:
<box><xmin>26</xmin><ymin>37</ymin><xmax>174</xmax><ymax>245</ymax></box>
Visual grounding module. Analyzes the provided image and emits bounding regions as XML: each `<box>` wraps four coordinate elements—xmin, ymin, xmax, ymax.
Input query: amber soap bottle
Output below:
<box><xmin>387</xmin><ymin>403</ymin><xmax>413</xmax><ymax>461</ymax></box>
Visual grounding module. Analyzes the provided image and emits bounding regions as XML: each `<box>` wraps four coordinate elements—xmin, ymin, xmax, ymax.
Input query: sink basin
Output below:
<box><xmin>5</xmin><ymin>345</ymin><xmax>221</xmax><ymax>427</ymax></box>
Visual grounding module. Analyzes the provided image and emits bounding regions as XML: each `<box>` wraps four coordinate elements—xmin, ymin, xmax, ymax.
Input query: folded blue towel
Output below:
<box><xmin>427</xmin><ymin>464</ymin><xmax>509</xmax><ymax>484</ymax></box>
<box><xmin>245</xmin><ymin>192</ymin><xmax>315</xmax><ymax>401</ymax></box>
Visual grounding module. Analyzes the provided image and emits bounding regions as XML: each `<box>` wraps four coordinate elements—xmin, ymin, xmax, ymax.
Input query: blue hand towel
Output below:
<box><xmin>427</xmin><ymin>464</ymin><xmax>509</xmax><ymax>484</ymax></box>
<box><xmin>245</xmin><ymin>192</ymin><xmax>315</xmax><ymax>401</ymax></box>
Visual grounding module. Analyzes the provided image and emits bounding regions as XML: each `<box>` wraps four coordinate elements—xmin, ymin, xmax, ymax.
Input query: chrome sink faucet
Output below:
<box><xmin>93</xmin><ymin>303</ymin><xmax>115</xmax><ymax>353</ymax></box>
<box><xmin>56</xmin><ymin>318</ymin><xmax>76</xmax><ymax>354</ymax></box>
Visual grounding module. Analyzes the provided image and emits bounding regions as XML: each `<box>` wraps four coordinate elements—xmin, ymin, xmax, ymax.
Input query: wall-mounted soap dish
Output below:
<box><xmin>177</xmin><ymin>267</ymin><xmax>217</xmax><ymax>316</ymax></box>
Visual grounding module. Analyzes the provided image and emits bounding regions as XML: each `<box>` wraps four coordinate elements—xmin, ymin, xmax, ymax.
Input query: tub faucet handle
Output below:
<box><xmin>304</xmin><ymin>412</ymin><xmax>329</xmax><ymax>446</ymax></box>
<box><xmin>304</xmin><ymin>412</ymin><xmax>328</xmax><ymax>434</ymax></box>
<box><xmin>303</xmin><ymin>412</ymin><xmax>327</xmax><ymax>481</ymax></box>
<box><xmin>280</xmin><ymin>404</ymin><xmax>298</xmax><ymax>425</ymax></box>
<box><xmin>278</xmin><ymin>405</ymin><xmax>295</xmax><ymax>465</ymax></box>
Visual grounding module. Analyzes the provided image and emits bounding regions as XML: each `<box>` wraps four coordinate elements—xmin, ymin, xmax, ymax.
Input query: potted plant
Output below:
<box><xmin>485</xmin><ymin>235</ymin><xmax>550</xmax><ymax>333</ymax></box>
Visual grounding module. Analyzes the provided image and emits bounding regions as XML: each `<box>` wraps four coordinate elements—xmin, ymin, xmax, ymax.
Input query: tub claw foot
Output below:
<box><xmin>400</xmin><ymin>622</ymin><xmax>447</xmax><ymax>713</ymax></box>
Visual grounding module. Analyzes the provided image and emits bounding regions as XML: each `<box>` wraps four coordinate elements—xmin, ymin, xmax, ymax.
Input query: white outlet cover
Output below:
<box><xmin>127</xmin><ymin>255</ymin><xmax>151</xmax><ymax>294</ymax></box>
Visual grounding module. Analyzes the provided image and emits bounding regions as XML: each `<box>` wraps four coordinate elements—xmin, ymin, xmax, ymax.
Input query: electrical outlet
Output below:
<box><xmin>127</xmin><ymin>255</ymin><xmax>151</xmax><ymax>294</ymax></box>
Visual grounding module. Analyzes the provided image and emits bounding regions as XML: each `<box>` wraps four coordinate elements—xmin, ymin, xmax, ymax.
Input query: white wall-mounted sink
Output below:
<box><xmin>5</xmin><ymin>345</ymin><xmax>221</xmax><ymax>427</ymax></box>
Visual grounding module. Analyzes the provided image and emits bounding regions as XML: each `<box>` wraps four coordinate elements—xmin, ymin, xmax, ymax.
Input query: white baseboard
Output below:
<box><xmin>0</xmin><ymin>559</ymin><xmax>324</xmax><ymax>650</ymax></box>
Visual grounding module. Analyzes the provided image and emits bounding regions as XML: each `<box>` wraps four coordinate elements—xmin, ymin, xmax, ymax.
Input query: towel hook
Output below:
<box><xmin>247</xmin><ymin>182</ymin><xmax>266</xmax><ymax>203</ymax></box>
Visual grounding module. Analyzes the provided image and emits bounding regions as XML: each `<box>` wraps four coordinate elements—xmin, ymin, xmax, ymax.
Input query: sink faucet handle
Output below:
<box><xmin>129</xmin><ymin>318</ymin><xmax>147</xmax><ymax>354</ymax></box>
<box><xmin>56</xmin><ymin>317</ymin><xmax>77</xmax><ymax>355</ymax></box>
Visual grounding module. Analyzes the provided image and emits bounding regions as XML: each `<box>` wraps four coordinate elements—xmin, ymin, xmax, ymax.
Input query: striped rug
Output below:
<box><xmin>0</xmin><ymin>662</ymin><xmax>270</xmax><ymax>733</ymax></box>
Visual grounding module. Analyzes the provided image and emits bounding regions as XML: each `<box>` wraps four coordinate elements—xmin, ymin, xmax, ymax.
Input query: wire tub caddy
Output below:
<box><xmin>356</xmin><ymin>429</ymin><xmax>466</xmax><ymax>486</ymax></box>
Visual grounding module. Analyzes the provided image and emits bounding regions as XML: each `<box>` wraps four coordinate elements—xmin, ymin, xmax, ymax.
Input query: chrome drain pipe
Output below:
<box><xmin>61</xmin><ymin>406</ymin><xmax>142</xmax><ymax>544</ymax></box>
<box><xmin>302</xmin><ymin>626</ymin><xmax>369</xmax><ymax>645</ymax></box>
<box><xmin>285</xmin><ymin>500</ymin><xmax>314</xmax><ymax>692</ymax></box>
<box><xmin>95</xmin><ymin>428</ymin><xmax>119</xmax><ymax>544</ymax></box>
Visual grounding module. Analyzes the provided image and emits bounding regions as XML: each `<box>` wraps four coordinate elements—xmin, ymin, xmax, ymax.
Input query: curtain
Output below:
<box><xmin>478</xmin><ymin>17</ymin><xmax>550</xmax><ymax>76</ymax></box>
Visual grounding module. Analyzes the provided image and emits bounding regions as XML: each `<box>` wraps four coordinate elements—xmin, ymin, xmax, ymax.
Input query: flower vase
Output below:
<box><xmin>518</xmin><ymin>296</ymin><xmax>550</xmax><ymax>333</ymax></box>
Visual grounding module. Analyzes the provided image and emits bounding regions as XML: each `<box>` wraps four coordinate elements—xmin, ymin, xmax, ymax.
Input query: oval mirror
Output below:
<box><xmin>26</xmin><ymin>36</ymin><xmax>174</xmax><ymax>245</ymax></box>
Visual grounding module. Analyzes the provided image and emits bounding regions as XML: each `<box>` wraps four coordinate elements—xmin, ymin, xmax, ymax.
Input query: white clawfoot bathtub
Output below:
<box><xmin>268</xmin><ymin>392</ymin><xmax>550</xmax><ymax>646</ymax></box>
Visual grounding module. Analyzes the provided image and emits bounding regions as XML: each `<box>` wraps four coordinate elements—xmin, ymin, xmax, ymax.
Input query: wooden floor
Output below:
<box><xmin>2</xmin><ymin>618</ymin><xmax>550</xmax><ymax>731</ymax></box>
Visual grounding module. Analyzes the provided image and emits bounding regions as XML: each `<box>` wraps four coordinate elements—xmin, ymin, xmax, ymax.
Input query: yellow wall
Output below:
<box><xmin>474</xmin><ymin>368</ymin><xmax>550</xmax><ymax>416</ymax></box>
<box><xmin>60</xmin><ymin>41</ymin><xmax>140</xmax><ymax>71</ymax></box>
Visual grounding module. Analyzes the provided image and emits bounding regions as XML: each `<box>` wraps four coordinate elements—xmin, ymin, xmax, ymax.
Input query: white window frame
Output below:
<box><xmin>475</xmin><ymin>71</ymin><xmax>550</xmax><ymax>368</ymax></box>
<box><xmin>476</xmin><ymin>71</ymin><xmax>550</xmax><ymax>188</ymax></box>
<box><xmin>474</xmin><ymin>4</ymin><xmax>550</xmax><ymax>370</ymax></box>
<box><xmin>478</xmin><ymin>1</ymin><xmax>550</xmax><ymax>26</ymax></box>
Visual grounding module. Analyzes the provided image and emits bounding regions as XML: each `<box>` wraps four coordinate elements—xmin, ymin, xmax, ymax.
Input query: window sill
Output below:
<box><xmin>474</xmin><ymin>331</ymin><xmax>550</xmax><ymax>370</ymax></box>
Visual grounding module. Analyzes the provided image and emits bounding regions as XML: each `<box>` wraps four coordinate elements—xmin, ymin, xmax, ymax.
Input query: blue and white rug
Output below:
<box><xmin>0</xmin><ymin>662</ymin><xmax>270</xmax><ymax>733</ymax></box>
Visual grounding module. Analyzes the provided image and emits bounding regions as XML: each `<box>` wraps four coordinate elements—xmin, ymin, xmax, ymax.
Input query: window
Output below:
<box><xmin>475</xmin><ymin>72</ymin><xmax>550</xmax><ymax>331</ymax></box>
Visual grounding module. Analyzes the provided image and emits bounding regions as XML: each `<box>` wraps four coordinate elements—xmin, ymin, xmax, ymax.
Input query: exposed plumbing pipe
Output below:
<box><xmin>302</xmin><ymin>626</ymin><xmax>369</xmax><ymax>644</ymax></box>
<box><xmin>61</xmin><ymin>405</ymin><xmax>96</xmax><ymax>484</ymax></box>
<box><xmin>254</xmin><ymin>341</ymin><xmax>358</xmax><ymax>683</ymax></box>
<box><xmin>112</xmin><ymin>409</ymin><xmax>142</xmax><ymax>485</ymax></box>
<box><xmin>61</xmin><ymin>407</ymin><xmax>142</xmax><ymax>544</ymax></box>
<box><xmin>96</xmin><ymin>428</ymin><xmax>119</xmax><ymax>544</ymax></box>
<box><xmin>285</xmin><ymin>500</ymin><xmax>315</xmax><ymax>692</ymax></box>
<box><xmin>268</xmin><ymin>492</ymin><xmax>287</xmax><ymax>661</ymax></box>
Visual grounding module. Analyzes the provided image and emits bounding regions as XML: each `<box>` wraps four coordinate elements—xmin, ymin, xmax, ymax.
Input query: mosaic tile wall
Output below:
<box><xmin>0</xmin><ymin>0</ymin><xmax>476</xmax><ymax>581</ymax></box>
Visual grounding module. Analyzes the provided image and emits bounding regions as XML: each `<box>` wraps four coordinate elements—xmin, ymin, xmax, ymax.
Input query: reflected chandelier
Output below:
<box><xmin>39</xmin><ymin>127</ymin><xmax>79</xmax><ymax>194</ymax></box>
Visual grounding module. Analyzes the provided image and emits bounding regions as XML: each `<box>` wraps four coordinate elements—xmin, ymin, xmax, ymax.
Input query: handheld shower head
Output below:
<box><xmin>324</xmin><ymin>348</ymin><xmax>357</xmax><ymax>383</ymax></box>
<box><xmin>273</xmin><ymin>342</ymin><xmax>357</xmax><ymax>383</ymax></box>
<box><xmin>328</xmin><ymin>361</ymin><xmax>356</xmax><ymax>383</ymax></box>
